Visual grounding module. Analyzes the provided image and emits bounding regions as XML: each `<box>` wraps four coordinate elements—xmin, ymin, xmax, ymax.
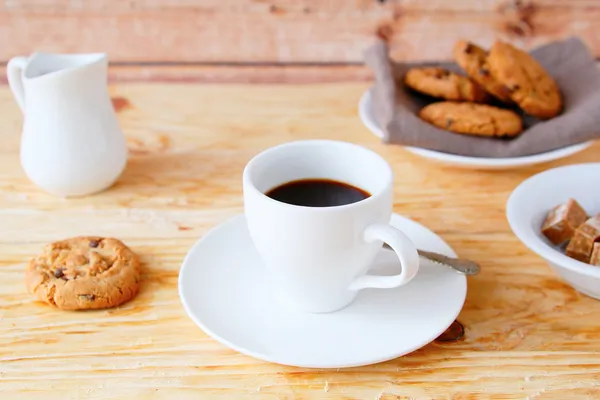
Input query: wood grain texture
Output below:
<box><xmin>0</xmin><ymin>64</ymin><xmax>372</xmax><ymax>85</ymax></box>
<box><xmin>1</xmin><ymin>0</ymin><xmax>600</xmax><ymax>63</ymax></box>
<box><xmin>102</xmin><ymin>64</ymin><xmax>373</xmax><ymax>84</ymax></box>
<box><xmin>1</xmin><ymin>80</ymin><xmax>600</xmax><ymax>399</ymax></box>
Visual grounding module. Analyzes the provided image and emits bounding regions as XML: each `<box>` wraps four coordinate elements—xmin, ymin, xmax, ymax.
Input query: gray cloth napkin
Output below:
<box><xmin>364</xmin><ymin>37</ymin><xmax>600</xmax><ymax>158</ymax></box>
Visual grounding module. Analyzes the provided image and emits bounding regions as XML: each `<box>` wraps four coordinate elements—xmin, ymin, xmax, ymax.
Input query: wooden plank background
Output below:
<box><xmin>1</xmin><ymin>0</ymin><xmax>599</xmax><ymax>66</ymax></box>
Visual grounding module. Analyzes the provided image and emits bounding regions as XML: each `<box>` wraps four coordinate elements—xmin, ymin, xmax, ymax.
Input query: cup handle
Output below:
<box><xmin>348</xmin><ymin>223</ymin><xmax>420</xmax><ymax>291</ymax></box>
<box><xmin>7</xmin><ymin>56</ymin><xmax>28</xmax><ymax>113</ymax></box>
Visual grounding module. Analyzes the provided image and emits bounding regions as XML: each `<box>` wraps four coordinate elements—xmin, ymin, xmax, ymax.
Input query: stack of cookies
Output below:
<box><xmin>403</xmin><ymin>40</ymin><xmax>563</xmax><ymax>138</ymax></box>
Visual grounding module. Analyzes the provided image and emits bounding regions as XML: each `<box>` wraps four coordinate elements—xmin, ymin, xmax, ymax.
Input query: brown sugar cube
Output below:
<box><xmin>541</xmin><ymin>198</ymin><xmax>588</xmax><ymax>245</ymax></box>
<box><xmin>590</xmin><ymin>243</ymin><xmax>600</xmax><ymax>266</ymax></box>
<box><xmin>565</xmin><ymin>215</ymin><xmax>600</xmax><ymax>263</ymax></box>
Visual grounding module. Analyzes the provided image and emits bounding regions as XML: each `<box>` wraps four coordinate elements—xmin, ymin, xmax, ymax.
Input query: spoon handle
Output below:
<box><xmin>417</xmin><ymin>249</ymin><xmax>481</xmax><ymax>275</ymax></box>
<box><xmin>382</xmin><ymin>244</ymin><xmax>481</xmax><ymax>275</ymax></box>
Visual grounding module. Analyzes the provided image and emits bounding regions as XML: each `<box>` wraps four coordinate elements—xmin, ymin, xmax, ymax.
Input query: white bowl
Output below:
<box><xmin>507</xmin><ymin>163</ymin><xmax>600</xmax><ymax>299</ymax></box>
<box><xmin>358</xmin><ymin>89</ymin><xmax>594</xmax><ymax>170</ymax></box>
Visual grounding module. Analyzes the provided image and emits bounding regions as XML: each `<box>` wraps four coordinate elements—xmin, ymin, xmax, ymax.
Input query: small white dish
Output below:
<box><xmin>507</xmin><ymin>163</ymin><xmax>600</xmax><ymax>299</ymax></box>
<box><xmin>178</xmin><ymin>213</ymin><xmax>467</xmax><ymax>369</ymax></box>
<box><xmin>358</xmin><ymin>89</ymin><xmax>593</xmax><ymax>170</ymax></box>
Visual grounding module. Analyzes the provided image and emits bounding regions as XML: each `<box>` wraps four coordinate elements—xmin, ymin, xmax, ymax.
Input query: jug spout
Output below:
<box><xmin>7</xmin><ymin>52</ymin><xmax>107</xmax><ymax>112</ymax></box>
<box><xmin>24</xmin><ymin>52</ymin><xmax>106</xmax><ymax>80</ymax></box>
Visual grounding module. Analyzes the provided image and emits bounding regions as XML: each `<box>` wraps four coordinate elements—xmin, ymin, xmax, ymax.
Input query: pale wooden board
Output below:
<box><xmin>1</xmin><ymin>80</ymin><xmax>600</xmax><ymax>398</ymax></box>
<box><xmin>1</xmin><ymin>0</ymin><xmax>600</xmax><ymax>63</ymax></box>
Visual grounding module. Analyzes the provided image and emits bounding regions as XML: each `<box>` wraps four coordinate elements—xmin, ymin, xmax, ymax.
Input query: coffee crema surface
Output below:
<box><xmin>265</xmin><ymin>179</ymin><xmax>371</xmax><ymax>207</ymax></box>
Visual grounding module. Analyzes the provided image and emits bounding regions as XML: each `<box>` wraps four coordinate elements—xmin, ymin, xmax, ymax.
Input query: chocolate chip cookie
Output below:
<box><xmin>419</xmin><ymin>101</ymin><xmax>523</xmax><ymax>137</ymax></box>
<box><xmin>25</xmin><ymin>237</ymin><xmax>141</xmax><ymax>310</ymax></box>
<box><xmin>487</xmin><ymin>40</ymin><xmax>562</xmax><ymax>119</ymax></box>
<box><xmin>453</xmin><ymin>40</ymin><xmax>512</xmax><ymax>103</ymax></box>
<box><xmin>403</xmin><ymin>67</ymin><xmax>489</xmax><ymax>102</ymax></box>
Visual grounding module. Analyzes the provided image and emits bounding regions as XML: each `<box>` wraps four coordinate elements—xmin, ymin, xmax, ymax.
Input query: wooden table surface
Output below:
<box><xmin>1</xmin><ymin>78</ymin><xmax>600</xmax><ymax>400</ymax></box>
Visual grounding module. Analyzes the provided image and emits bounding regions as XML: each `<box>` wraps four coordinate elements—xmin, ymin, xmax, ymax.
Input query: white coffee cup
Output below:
<box><xmin>243</xmin><ymin>140</ymin><xmax>420</xmax><ymax>313</ymax></box>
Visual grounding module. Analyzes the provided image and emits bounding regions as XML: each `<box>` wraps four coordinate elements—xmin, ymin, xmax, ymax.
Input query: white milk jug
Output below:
<box><xmin>7</xmin><ymin>52</ymin><xmax>127</xmax><ymax>197</ymax></box>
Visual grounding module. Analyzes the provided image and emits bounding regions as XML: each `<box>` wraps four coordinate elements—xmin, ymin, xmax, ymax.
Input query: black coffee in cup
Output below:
<box><xmin>265</xmin><ymin>179</ymin><xmax>371</xmax><ymax>207</ymax></box>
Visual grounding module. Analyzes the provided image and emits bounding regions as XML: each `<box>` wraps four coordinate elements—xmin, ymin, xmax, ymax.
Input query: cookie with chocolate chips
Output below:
<box><xmin>25</xmin><ymin>237</ymin><xmax>140</xmax><ymax>310</ymax></box>
<box><xmin>487</xmin><ymin>40</ymin><xmax>562</xmax><ymax>119</ymax></box>
<box><xmin>419</xmin><ymin>101</ymin><xmax>523</xmax><ymax>137</ymax></box>
<box><xmin>403</xmin><ymin>67</ymin><xmax>489</xmax><ymax>102</ymax></box>
<box><xmin>453</xmin><ymin>40</ymin><xmax>513</xmax><ymax>103</ymax></box>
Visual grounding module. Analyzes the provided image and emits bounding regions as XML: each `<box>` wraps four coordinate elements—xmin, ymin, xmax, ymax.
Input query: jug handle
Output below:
<box><xmin>7</xmin><ymin>56</ymin><xmax>28</xmax><ymax>113</ymax></box>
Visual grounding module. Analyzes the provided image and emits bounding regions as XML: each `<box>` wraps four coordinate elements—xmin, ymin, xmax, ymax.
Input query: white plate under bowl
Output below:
<box><xmin>179</xmin><ymin>213</ymin><xmax>467</xmax><ymax>369</ymax></box>
<box><xmin>358</xmin><ymin>89</ymin><xmax>593</xmax><ymax>170</ymax></box>
<box><xmin>507</xmin><ymin>163</ymin><xmax>600</xmax><ymax>299</ymax></box>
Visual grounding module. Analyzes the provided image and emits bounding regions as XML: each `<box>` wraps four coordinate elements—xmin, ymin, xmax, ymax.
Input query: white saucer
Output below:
<box><xmin>178</xmin><ymin>213</ymin><xmax>467</xmax><ymax>369</ymax></box>
<box><xmin>358</xmin><ymin>89</ymin><xmax>593</xmax><ymax>170</ymax></box>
